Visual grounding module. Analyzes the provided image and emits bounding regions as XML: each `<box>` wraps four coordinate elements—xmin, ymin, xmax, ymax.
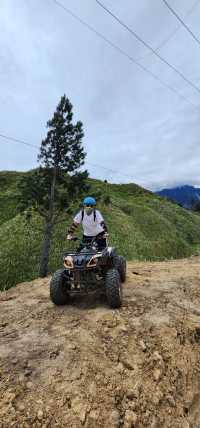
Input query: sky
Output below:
<box><xmin>0</xmin><ymin>0</ymin><xmax>200</xmax><ymax>191</ymax></box>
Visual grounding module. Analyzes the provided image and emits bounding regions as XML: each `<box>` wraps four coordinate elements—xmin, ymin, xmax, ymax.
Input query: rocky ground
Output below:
<box><xmin>1</xmin><ymin>256</ymin><xmax>200</xmax><ymax>427</ymax></box>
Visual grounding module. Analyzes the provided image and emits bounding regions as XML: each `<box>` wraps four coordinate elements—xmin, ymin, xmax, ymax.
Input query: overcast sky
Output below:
<box><xmin>1</xmin><ymin>0</ymin><xmax>200</xmax><ymax>190</ymax></box>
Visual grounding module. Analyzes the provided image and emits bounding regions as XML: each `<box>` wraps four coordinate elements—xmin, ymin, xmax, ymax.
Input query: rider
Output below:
<box><xmin>66</xmin><ymin>196</ymin><xmax>108</xmax><ymax>250</ymax></box>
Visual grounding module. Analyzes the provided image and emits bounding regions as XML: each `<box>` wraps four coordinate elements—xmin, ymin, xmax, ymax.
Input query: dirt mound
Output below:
<box><xmin>1</xmin><ymin>257</ymin><xmax>200</xmax><ymax>427</ymax></box>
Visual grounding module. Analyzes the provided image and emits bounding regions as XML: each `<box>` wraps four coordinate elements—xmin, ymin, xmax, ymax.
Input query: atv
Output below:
<box><xmin>50</xmin><ymin>236</ymin><xmax>126</xmax><ymax>309</ymax></box>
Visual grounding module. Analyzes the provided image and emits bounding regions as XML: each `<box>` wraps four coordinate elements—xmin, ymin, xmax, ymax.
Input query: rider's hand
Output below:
<box><xmin>103</xmin><ymin>232</ymin><xmax>109</xmax><ymax>238</ymax></box>
<box><xmin>66</xmin><ymin>234</ymin><xmax>73</xmax><ymax>240</ymax></box>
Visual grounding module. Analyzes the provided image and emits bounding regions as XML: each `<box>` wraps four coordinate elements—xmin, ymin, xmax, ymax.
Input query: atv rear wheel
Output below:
<box><xmin>105</xmin><ymin>268</ymin><xmax>122</xmax><ymax>309</ymax></box>
<box><xmin>50</xmin><ymin>269</ymin><xmax>70</xmax><ymax>306</ymax></box>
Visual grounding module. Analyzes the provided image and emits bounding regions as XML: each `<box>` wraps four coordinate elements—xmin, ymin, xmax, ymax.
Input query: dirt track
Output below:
<box><xmin>1</xmin><ymin>257</ymin><xmax>200</xmax><ymax>427</ymax></box>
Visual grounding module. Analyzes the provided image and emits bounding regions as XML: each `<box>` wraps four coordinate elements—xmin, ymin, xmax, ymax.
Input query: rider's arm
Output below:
<box><xmin>67</xmin><ymin>212</ymin><xmax>81</xmax><ymax>236</ymax></box>
<box><xmin>97</xmin><ymin>211</ymin><xmax>108</xmax><ymax>232</ymax></box>
<box><xmin>100</xmin><ymin>220</ymin><xmax>108</xmax><ymax>232</ymax></box>
<box><xmin>67</xmin><ymin>221</ymin><xmax>79</xmax><ymax>236</ymax></box>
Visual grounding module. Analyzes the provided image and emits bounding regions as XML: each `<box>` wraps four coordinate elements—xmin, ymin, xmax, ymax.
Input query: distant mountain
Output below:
<box><xmin>156</xmin><ymin>185</ymin><xmax>200</xmax><ymax>208</ymax></box>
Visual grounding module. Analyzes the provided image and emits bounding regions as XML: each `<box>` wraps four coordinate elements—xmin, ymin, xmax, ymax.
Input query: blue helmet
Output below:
<box><xmin>83</xmin><ymin>196</ymin><xmax>96</xmax><ymax>206</ymax></box>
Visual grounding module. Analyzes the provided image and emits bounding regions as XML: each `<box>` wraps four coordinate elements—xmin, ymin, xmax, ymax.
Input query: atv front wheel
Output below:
<box><xmin>105</xmin><ymin>268</ymin><xmax>122</xmax><ymax>309</ymax></box>
<box><xmin>113</xmin><ymin>255</ymin><xmax>127</xmax><ymax>283</ymax></box>
<box><xmin>118</xmin><ymin>256</ymin><xmax>127</xmax><ymax>283</ymax></box>
<box><xmin>50</xmin><ymin>269</ymin><xmax>70</xmax><ymax>306</ymax></box>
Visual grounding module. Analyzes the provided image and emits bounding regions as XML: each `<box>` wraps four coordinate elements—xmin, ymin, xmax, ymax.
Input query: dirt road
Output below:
<box><xmin>1</xmin><ymin>257</ymin><xmax>200</xmax><ymax>427</ymax></box>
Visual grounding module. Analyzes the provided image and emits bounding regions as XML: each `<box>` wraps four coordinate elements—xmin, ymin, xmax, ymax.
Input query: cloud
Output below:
<box><xmin>0</xmin><ymin>0</ymin><xmax>200</xmax><ymax>190</ymax></box>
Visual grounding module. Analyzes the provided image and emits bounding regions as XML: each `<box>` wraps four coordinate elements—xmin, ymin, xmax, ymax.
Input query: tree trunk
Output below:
<box><xmin>39</xmin><ymin>166</ymin><xmax>57</xmax><ymax>277</ymax></box>
<box><xmin>39</xmin><ymin>221</ymin><xmax>53</xmax><ymax>277</ymax></box>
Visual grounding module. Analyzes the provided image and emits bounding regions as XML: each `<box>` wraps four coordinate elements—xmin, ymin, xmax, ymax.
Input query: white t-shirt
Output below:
<box><xmin>74</xmin><ymin>209</ymin><xmax>105</xmax><ymax>236</ymax></box>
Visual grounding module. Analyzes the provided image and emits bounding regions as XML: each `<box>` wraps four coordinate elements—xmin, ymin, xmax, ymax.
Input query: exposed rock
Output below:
<box><xmin>18</xmin><ymin>374</ymin><xmax>25</xmax><ymax>382</ymax></box>
<box><xmin>24</xmin><ymin>368</ymin><xmax>32</xmax><ymax>377</ymax></box>
<box><xmin>26</xmin><ymin>381</ymin><xmax>33</xmax><ymax>389</ymax></box>
<box><xmin>37</xmin><ymin>410</ymin><xmax>43</xmax><ymax>420</ymax></box>
<box><xmin>150</xmin><ymin>416</ymin><xmax>158</xmax><ymax>428</ymax></box>
<box><xmin>3</xmin><ymin>392</ymin><xmax>16</xmax><ymax>404</ymax></box>
<box><xmin>128</xmin><ymin>401</ymin><xmax>137</xmax><ymax>411</ymax></box>
<box><xmin>72</xmin><ymin>397</ymin><xmax>88</xmax><ymax>424</ymax></box>
<box><xmin>151</xmin><ymin>390</ymin><xmax>163</xmax><ymax>405</ymax></box>
<box><xmin>116</xmin><ymin>362</ymin><xmax>124</xmax><ymax>373</ymax></box>
<box><xmin>85</xmin><ymin>409</ymin><xmax>99</xmax><ymax>426</ymax></box>
<box><xmin>109</xmin><ymin>409</ymin><xmax>120</xmax><ymax>427</ymax></box>
<box><xmin>182</xmin><ymin>420</ymin><xmax>190</xmax><ymax>428</ymax></box>
<box><xmin>119</xmin><ymin>325</ymin><xmax>128</xmax><ymax>334</ymax></box>
<box><xmin>126</xmin><ymin>389</ymin><xmax>137</xmax><ymax>400</ymax></box>
<box><xmin>166</xmin><ymin>394</ymin><xmax>176</xmax><ymax>407</ymax></box>
<box><xmin>89</xmin><ymin>381</ymin><xmax>96</xmax><ymax>396</ymax></box>
<box><xmin>139</xmin><ymin>339</ymin><xmax>147</xmax><ymax>351</ymax></box>
<box><xmin>152</xmin><ymin>351</ymin><xmax>163</xmax><ymax>362</ymax></box>
<box><xmin>17</xmin><ymin>403</ymin><xmax>25</xmax><ymax>412</ymax></box>
<box><xmin>123</xmin><ymin>410</ymin><xmax>138</xmax><ymax>428</ymax></box>
<box><xmin>153</xmin><ymin>368</ymin><xmax>162</xmax><ymax>382</ymax></box>
<box><xmin>121</xmin><ymin>358</ymin><xmax>134</xmax><ymax>370</ymax></box>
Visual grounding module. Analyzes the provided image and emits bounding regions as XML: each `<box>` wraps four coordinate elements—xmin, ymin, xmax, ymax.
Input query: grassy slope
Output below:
<box><xmin>0</xmin><ymin>171</ymin><xmax>23</xmax><ymax>225</ymax></box>
<box><xmin>0</xmin><ymin>172</ymin><xmax>200</xmax><ymax>290</ymax></box>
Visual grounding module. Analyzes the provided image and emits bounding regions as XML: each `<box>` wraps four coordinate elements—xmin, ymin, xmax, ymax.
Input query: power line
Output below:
<box><xmin>162</xmin><ymin>0</ymin><xmax>200</xmax><ymax>46</ymax></box>
<box><xmin>51</xmin><ymin>0</ymin><xmax>199</xmax><ymax>112</ymax></box>
<box><xmin>86</xmin><ymin>161</ymin><xmax>136</xmax><ymax>180</ymax></box>
<box><xmin>0</xmin><ymin>133</ymin><xmax>40</xmax><ymax>149</ymax></box>
<box><xmin>95</xmin><ymin>0</ymin><xmax>200</xmax><ymax>96</ymax></box>
<box><xmin>0</xmin><ymin>132</ymin><xmax>138</xmax><ymax>182</ymax></box>
<box><xmin>136</xmin><ymin>0</ymin><xmax>200</xmax><ymax>61</ymax></box>
<box><xmin>1</xmin><ymin>3</ymin><xmax>199</xmax><ymax>180</ymax></box>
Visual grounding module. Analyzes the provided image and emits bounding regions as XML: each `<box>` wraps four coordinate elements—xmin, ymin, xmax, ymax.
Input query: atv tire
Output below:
<box><xmin>105</xmin><ymin>268</ymin><xmax>122</xmax><ymax>309</ymax></box>
<box><xmin>118</xmin><ymin>256</ymin><xmax>127</xmax><ymax>283</ymax></box>
<box><xmin>113</xmin><ymin>255</ymin><xmax>127</xmax><ymax>283</ymax></box>
<box><xmin>50</xmin><ymin>269</ymin><xmax>70</xmax><ymax>306</ymax></box>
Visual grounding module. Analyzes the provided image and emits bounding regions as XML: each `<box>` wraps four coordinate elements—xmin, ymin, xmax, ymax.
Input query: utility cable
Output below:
<box><xmin>162</xmin><ymin>0</ymin><xmax>200</xmax><ymax>46</ymax></box>
<box><xmin>0</xmin><ymin>133</ymin><xmax>39</xmax><ymax>149</ymax></box>
<box><xmin>51</xmin><ymin>0</ymin><xmax>199</xmax><ymax>111</ymax></box>
<box><xmin>0</xmin><ymin>132</ymin><xmax>138</xmax><ymax>182</ymax></box>
<box><xmin>137</xmin><ymin>0</ymin><xmax>200</xmax><ymax>61</ymax></box>
<box><xmin>95</xmin><ymin>0</ymin><xmax>200</xmax><ymax>95</ymax></box>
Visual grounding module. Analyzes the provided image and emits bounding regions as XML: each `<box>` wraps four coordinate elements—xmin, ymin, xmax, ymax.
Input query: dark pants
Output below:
<box><xmin>80</xmin><ymin>232</ymin><xmax>107</xmax><ymax>251</ymax></box>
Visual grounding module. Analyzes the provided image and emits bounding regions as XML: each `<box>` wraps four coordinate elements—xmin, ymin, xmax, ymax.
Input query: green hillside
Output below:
<box><xmin>1</xmin><ymin>171</ymin><xmax>200</xmax><ymax>291</ymax></box>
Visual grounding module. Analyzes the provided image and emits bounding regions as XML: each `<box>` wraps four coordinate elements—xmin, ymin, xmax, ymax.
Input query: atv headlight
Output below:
<box><xmin>87</xmin><ymin>254</ymin><xmax>101</xmax><ymax>268</ymax></box>
<box><xmin>64</xmin><ymin>255</ymin><xmax>74</xmax><ymax>269</ymax></box>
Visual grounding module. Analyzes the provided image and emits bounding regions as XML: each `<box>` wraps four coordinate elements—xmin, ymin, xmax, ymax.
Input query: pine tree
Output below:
<box><xmin>18</xmin><ymin>95</ymin><xmax>88</xmax><ymax>277</ymax></box>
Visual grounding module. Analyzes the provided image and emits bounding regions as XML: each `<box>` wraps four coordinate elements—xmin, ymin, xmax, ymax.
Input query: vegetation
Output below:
<box><xmin>18</xmin><ymin>95</ymin><xmax>88</xmax><ymax>277</ymax></box>
<box><xmin>191</xmin><ymin>200</ymin><xmax>200</xmax><ymax>212</ymax></box>
<box><xmin>1</xmin><ymin>173</ymin><xmax>200</xmax><ymax>291</ymax></box>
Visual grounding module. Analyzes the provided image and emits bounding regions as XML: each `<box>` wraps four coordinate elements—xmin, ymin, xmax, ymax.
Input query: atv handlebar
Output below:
<box><xmin>68</xmin><ymin>235</ymin><xmax>108</xmax><ymax>247</ymax></box>
<box><xmin>70</xmin><ymin>236</ymin><xmax>100</xmax><ymax>244</ymax></box>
